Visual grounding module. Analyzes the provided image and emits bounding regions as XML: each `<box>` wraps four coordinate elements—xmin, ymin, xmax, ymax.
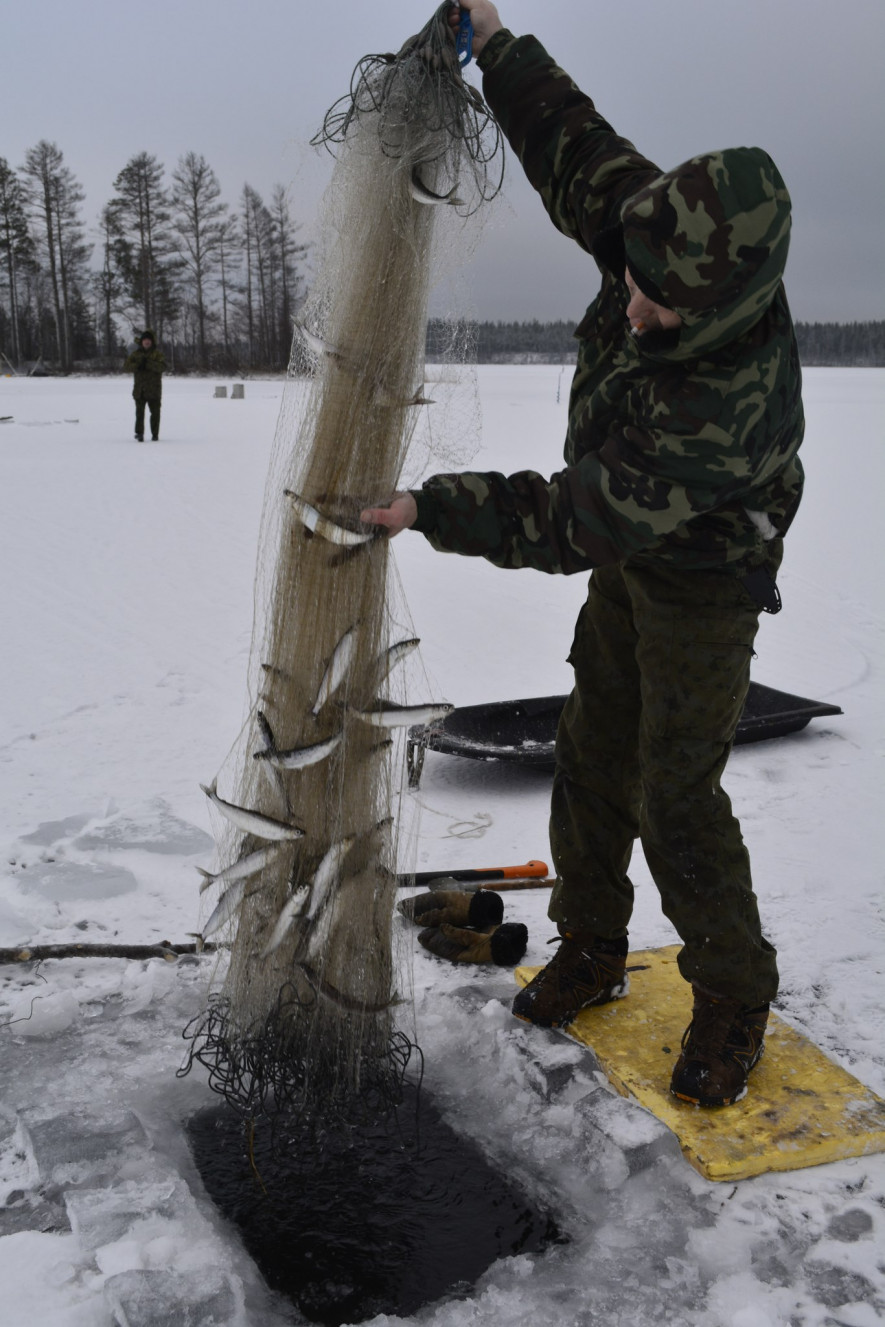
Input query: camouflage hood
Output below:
<box><xmin>621</xmin><ymin>147</ymin><xmax>792</xmax><ymax>358</ymax></box>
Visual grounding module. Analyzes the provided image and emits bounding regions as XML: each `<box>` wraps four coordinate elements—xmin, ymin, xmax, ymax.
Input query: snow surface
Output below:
<box><xmin>0</xmin><ymin>368</ymin><xmax>883</xmax><ymax>1326</ymax></box>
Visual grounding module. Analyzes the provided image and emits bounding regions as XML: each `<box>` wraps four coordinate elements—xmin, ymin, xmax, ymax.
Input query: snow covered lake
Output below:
<box><xmin>0</xmin><ymin>367</ymin><xmax>883</xmax><ymax>1325</ymax></box>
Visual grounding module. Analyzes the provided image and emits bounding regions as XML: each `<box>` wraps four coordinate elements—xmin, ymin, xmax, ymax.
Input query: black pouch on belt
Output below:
<box><xmin>741</xmin><ymin>565</ymin><xmax>782</xmax><ymax>614</ymax></box>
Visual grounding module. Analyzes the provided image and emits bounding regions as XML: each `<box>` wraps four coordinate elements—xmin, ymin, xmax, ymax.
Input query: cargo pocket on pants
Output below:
<box><xmin>656</xmin><ymin>611</ymin><xmax>757</xmax><ymax>743</ymax></box>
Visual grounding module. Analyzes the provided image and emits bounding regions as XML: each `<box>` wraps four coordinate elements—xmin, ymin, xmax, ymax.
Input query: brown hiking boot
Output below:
<box><xmin>511</xmin><ymin>932</ymin><xmax>629</xmax><ymax>1028</ymax></box>
<box><xmin>670</xmin><ymin>985</ymin><xmax>769</xmax><ymax>1107</ymax></box>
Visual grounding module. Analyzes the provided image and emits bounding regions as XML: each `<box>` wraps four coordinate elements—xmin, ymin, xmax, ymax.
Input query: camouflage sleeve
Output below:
<box><xmin>477</xmin><ymin>30</ymin><xmax>660</xmax><ymax>250</ymax></box>
<box><xmin>123</xmin><ymin>351</ymin><xmax>140</xmax><ymax>372</ymax></box>
<box><xmin>148</xmin><ymin>351</ymin><xmax>165</xmax><ymax>374</ymax></box>
<box><xmin>411</xmin><ymin>408</ymin><xmax>775</xmax><ymax>576</ymax></box>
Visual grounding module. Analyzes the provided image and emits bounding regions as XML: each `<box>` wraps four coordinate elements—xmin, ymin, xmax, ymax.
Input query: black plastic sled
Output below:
<box><xmin>406</xmin><ymin>681</ymin><xmax>842</xmax><ymax>787</ymax></box>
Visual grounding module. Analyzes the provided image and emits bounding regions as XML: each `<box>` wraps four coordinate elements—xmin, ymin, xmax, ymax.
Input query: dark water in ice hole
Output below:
<box><xmin>187</xmin><ymin>1086</ymin><xmax>563</xmax><ymax>1325</ymax></box>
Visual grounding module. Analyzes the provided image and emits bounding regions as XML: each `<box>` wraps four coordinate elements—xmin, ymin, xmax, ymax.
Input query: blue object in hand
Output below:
<box><xmin>456</xmin><ymin>11</ymin><xmax>474</xmax><ymax>66</ymax></box>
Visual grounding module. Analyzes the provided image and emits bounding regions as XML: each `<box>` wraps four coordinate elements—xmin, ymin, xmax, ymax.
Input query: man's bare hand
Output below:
<box><xmin>360</xmin><ymin>493</ymin><xmax>418</xmax><ymax>537</ymax></box>
<box><xmin>447</xmin><ymin>1</ymin><xmax>504</xmax><ymax>58</ymax></box>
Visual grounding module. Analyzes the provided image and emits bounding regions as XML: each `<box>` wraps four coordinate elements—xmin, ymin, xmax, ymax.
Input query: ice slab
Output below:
<box><xmin>19</xmin><ymin>1109</ymin><xmax>148</xmax><ymax>1187</ymax></box>
<box><xmin>65</xmin><ymin>1178</ymin><xmax>194</xmax><ymax>1251</ymax></box>
<box><xmin>14</xmin><ymin>859</ymin><xmax>138</xmax><ymax>901</ymax></box>
<box><xmin>7</xmin><ymin>988</ymin><xmax>80</xmax><ymax>1036</ymax></box>
<box><xmin>0</xmin><ymin>1191</ymin><xmax>70</xmax><ymax>1237</ymax></box>
<box><xmin>104</xmin><ymin>1267</ymin><xmax>244</xmax><ymax>1327</ymax></box>
<box><xmin>73</xmin><ymin>802</ymin><xmax>213</xmax><ymax>856</ymax></box>
<box><xmin>575</xmin><ymin>1085</ymin><xmax>682</xmax><ymax>1175</ymax></box>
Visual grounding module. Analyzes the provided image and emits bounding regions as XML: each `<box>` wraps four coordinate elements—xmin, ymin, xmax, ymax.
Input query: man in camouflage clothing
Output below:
<box><xmin>124</xmin><ymin>329</ymin><xmax>166</xmax><ymax>441</ymax></box>
<box><xmin>363</xmin><ymin>0</ymin><xmax>804</xmax><ymax>1107</ymax></box>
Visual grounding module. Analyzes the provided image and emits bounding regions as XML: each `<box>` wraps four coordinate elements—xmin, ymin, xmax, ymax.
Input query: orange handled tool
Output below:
<box><xmin>399</xmin><ymin>860</ymin><xmax>549</xmax><ymax>888</ymax></box>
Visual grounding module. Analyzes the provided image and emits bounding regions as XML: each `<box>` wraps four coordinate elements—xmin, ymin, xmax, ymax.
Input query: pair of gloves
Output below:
<box><xmin>398</xmin><ymin>889</ymin><xmax>528</xmax><ymax>966</ymax></box>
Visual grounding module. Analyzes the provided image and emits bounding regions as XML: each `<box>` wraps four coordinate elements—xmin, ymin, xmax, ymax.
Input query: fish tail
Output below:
<box><xmin>196</xmin><ymin>867</ymin><xmax>215</xmax><ymax>893</ymax></box>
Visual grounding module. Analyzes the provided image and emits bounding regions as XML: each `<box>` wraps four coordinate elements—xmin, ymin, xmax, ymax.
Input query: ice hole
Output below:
<box><xmin>187</xmin><ymin>1085</ymin><xmax>562</xmax><ymax>1325</ymax></box>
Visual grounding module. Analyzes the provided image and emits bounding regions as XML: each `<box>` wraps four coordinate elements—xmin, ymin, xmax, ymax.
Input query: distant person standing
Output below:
<box><xmin>124</xmin><ymin>330</ymin><xmax>165</xmax><ymax>441</ymax></box>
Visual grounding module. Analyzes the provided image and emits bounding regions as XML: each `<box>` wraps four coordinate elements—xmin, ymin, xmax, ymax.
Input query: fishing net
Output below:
<box><xmin>181</xmin><ymin>4</ymin><xmax>503</xmax><ymax>1125</ymax></box>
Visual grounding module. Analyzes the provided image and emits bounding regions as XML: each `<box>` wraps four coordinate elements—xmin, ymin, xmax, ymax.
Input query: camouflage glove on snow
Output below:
<box><xmin>417</xmin><ymin>921</ymin><xmax>528</xmax><ymax>966</ymax></box>
<box><xmin>398</xmin><ymin>888</ymin><xmax>504</xmax><ymax>930</ymax></box>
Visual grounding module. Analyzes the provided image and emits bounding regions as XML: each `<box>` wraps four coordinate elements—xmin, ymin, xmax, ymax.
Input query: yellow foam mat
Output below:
<box><xmin>515</xmin><ymin>945</ymin><xmax>885</xmax><ymax>1182</ymax></box>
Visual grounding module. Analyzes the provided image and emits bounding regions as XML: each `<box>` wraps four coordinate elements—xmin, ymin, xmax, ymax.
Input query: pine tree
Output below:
<box><xmin>21</xmin><ymin>141</ymin><xmax>90</xmax><ymax>371</ymax></box>
<box><xmin>217</xmin><ymin>214</ymin><xmax>239</xmax><ymax>365</ymax></box>
<box><xmin>270</xmin><ymin>184</ymin><xmax>308</xmax><ymax>366</ymax></box>
<box><xmin>92</xmin><ymin>203</ymin><xmax>127</xmax><ymax>359</ymax></box>
<box><xmin>0</xmin><ymin>158</ymin><xmax>34</xmax><ymax>365</ymax></box>
<box><xmin>111</xmin><ymin>151</ymin><xmax>179</xmax><ymax>335</ymax></box>
<box><xmin>238</xmin><ymin>184</ymin><xmax>258</xmax><ymax>367</ymax></box>
<box><xmin>240</xmin><ymin>186</ymin><xmax>276</xmax><ymax>365</ymax></box>
<box><xmin>170</xmin><ymin>152</ymin><xmax>228</xmax><ymax>369</ymax></box>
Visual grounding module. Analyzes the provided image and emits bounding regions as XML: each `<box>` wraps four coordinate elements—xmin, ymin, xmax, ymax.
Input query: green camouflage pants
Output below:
<box><xmin>134</xmin><ymin>395</ymin><xmax>161</xmax><ymax>439</ymax></box>
<box><xmin>548</xmin><ymin>559</ymin><xmax>779</xmax><ymax>1006</ymax></box>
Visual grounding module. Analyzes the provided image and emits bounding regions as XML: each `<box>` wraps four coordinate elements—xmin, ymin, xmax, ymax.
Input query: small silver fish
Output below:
<box><xmin>410</xmin><ymin>168</ymin><xmax>463</xmax><ymax>207</ymax></box>
<box><xmin>196</xmin><ymin>844</ymin><xmax>279</xmax><ymax>895</ymax></box>
<box><xmin>201</xmin><ymin>878</ymin><xmax>249</xmax><ymax>941</ymax></box>
<box><xmin>284</xmin><ymin>491</ymin><xmax>375</xmax><ymax>547</ymax></box>
<box><xmin>255</xmin><ymin>710</ymin><xmax>277</xmax><ymax>750</ymax></box>
<box><xmin>200</xmin><ymin>779</ymin><xmax>305</xmax><ymax>841</ymax></box>
<box><xmin>312</xmin><ymin>626</ymin><xmax>358</xmax><ymax>716</ymax></box>
<box><xmin>353</xmin><ymin>702</ymin><xmax>454</xmax><ymax>728</ymax></box>
<box><xmin>338</xmin><ymin>816</ymin><xmax>394</xmax><ymax>881</ymax></box>
<box><xmin>306</xmin><ymin>835</ymin><xmax>357</xmax><ymax>923</ymax></box>
<box><xmin>258</xmin><ymin>759</ymin><xmax>293</xmax><ymax>820</ymax></box>
<box><xmin>251</xmin><ymin>711</ymin><xmax>292</xmax><ymax>815</ymax></box>
<box><xmin>296</xmin><ymin>322</ymin><xmax>345</xmax><ymax>364</ymax></box>
<box><xmin>260</xmin><ymin>883</ymin><xmax>310</xmax><ymax>958</ymax></box>
<box><xmin>254</xmin><ymin>730</ymin><xmax>343</xmax><ymax>771</ymax></box>
<box><xmin>374</xmin><ymin>637</ymin><xmax>421</xmax><ymax>687</ymax></box>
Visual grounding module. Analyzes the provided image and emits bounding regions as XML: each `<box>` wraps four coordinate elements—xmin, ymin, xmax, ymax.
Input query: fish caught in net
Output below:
<box><xmin>313</xmin><ymin>2</ymin><xmax>504</xmax><ymax>215</ymax></box>
<box><xmin>182</xmin><ymin>4</ymin><xmax>503</xmax><ymax>1127</ymax></box>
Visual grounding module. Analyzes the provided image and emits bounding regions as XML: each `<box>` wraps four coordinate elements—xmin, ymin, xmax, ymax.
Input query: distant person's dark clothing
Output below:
<box><xmin>124</xmin><ymin>330</ymin><xmax>165</xmax><ymax>441</ymax></box>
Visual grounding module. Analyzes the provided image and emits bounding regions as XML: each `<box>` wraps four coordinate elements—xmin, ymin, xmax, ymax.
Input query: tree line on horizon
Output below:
<box><xmin>430</xmin><ymin>319</ymin><xmax>885</xmax><ymax>367</ymax></box>
<box><xmin>1</xmin><ymin>143</ymin><xmax>881</xmax><ymax>374</ymax></box>
<box><xmin>0</xmin><ymin>142</ymin><xmax>307</xmax><ymax>374</ymax></box>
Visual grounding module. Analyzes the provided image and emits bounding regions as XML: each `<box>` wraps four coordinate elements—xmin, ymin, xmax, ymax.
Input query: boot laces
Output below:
<box><xmin>542</xmin><ymin>935</ymin><xmax>617</xmax><ymax>997</ymax></box>
<box><xmin>682</xmin><ymin>996</ymin><xmax>763</xmax><ymax>1068</ymax></box>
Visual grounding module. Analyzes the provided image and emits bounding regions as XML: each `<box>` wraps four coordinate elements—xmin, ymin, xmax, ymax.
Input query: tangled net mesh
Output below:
<box><xmin>181</xmin><ymin>5</ymin><xmax>503</xmax><ymax>1128</ymax></box>
<box><xmin>313</xmin><ymin>2</ymin><xmax>504</xmax><ymax>214</ymax></box>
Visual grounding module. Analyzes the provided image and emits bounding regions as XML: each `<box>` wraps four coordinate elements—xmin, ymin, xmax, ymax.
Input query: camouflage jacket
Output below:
<box><xmin>412</xmin><ymin>31</ymin><xmax>804</xmax><ymax>575</ymax></box>
<box><xmin>124</xmin><ymin>346</ymin><xmax>165</xmax><ymax>399</ymax></box>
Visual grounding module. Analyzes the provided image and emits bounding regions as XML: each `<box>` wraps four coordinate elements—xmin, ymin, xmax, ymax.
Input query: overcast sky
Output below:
<box><xmin>4</xmin><ymin>0</ymin><xmax>883</xmax><ymax>323</ymax></box>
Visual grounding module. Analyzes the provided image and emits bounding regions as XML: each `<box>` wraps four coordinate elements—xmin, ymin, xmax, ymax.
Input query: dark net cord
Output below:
<box><xmin>179</xmin><ymin>987</ymin><xmax>423</xmax><ymax>1130</ymax></box>
<box><xmin>311</xmin><ymin>2</ymin><xmax>505</xmax><ymax>211</ymax></box>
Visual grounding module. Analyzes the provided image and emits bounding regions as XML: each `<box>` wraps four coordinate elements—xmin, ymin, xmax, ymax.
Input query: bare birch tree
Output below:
<box><xmin>170</xmin><ymin>152</ymin><xmax>228</xmax><ymax>368</ymax></box>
